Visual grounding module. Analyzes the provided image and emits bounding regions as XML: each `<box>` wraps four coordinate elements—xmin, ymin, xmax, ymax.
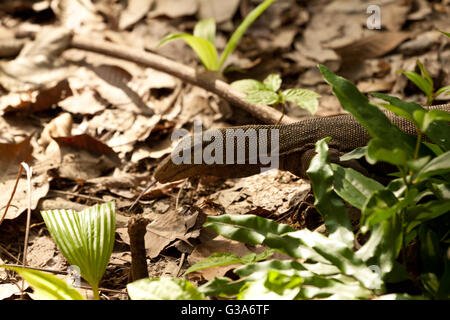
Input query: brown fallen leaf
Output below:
<box><xmin>0</xmin><ymin>26</ymin><xmax>71</xmax><ymax>92</ymax></box>
<box><xmin>333</xmin><ymin>32</ymin><xmax>412</xmax><ymax>63</ymax></box>
<box><xmin>0</xmin><ymin>80</ymin><xmax>73</xmax><ymax>115</ymax></box>
<box><xmin>52</xmin><ymin>134</ymin><xmax>121</xmax><ymax>181</ymax></box>
<box><xmin>0</xmin><ymin>136</ymin><xmax>32</xmax><ymax>183</ymax></box>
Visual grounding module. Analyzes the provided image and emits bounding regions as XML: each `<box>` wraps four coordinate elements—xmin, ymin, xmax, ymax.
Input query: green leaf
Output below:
<box><xmin>234</xmin><ymin>260</ymin><xmax>307</xmax><ymax>277</ymax></box>
<box><xmin>332</xmin><ymin>164</ymin><xmax>384</xmax><ymax>210</ymax></box>
<box><xmin>299</xmin><ymin>274</ymin><xmax>373</xmax><ymax>299</ymax></box>
<box><xmin>159</xmin><ymin>33</ymin><xmax>219</xmax><ymax>70</ymax></box>
<box><xmin>198</xmin><ymin>277</ymin><xmax>246</xmax><ymax>297</ymax></box>
<box><xmin>319</xmin><ymin>65</ymin><xmax>416</xmax><ymax>157</ymax></box>
<box><xmin>204</xmin><ymin>214</ymin><xmax>295</xmax><ymax>246</ymax></box>
<box><xmin>231</xmin><ymin>79</ymin><xmax>265</xmax><ymax>94</ymax></box>
<box><xmin>244</xmin><ymin>90</ymin><xmax>280</xmax><ymax>105</ymax></box>
<box><xmin>263</xmin><ymin>74</ymin><xmax>282</xmax><ymax>92</ymax></box>
<box><xmin>238</xmin><ymin>270</ymin><xmax>302</xmax><ymax>300</ymax></box>
<box><xmin>415</xmin><ymin>109</ymin><xmax>450</xmax><ymax>132</ymax></box>
<box><xmin>440</xmin><ymin>30</ymin><xmax>450</xmax><ymax>38</ymax></box>
<box><xmin>370</xmin><ymin>93</ymin><xmax>450</xmax><ymax>151</ymax></box>
<box><xmin>193</xmin><ymin>18</ymin><xmax>216</xmax><ymax>44</ymax></box>
<box><xmin>127</xmin><ymin>277</ymin><xmax>205</xmax><ymax>300</ymax></box>
<box><xmin>1</xmin><ymin>266</ymin><xmax>85</xmax><ymax>300</ymax></box>
<box><xmin>184</xmin><ymin>250</ymin><xmax>274</xmax><ymax>275</ymax></box>
<box><xmin>340</xmin><ymin>146</ymin><xmax>367</xmax><ymax>161</ymax></box>
<box><xmin>282</xmin><ymin>89</ymin><xmax>320</xmax><ymax>114</ymax></box>
<box><xmin>204</xmin><ymin>214</ymin><xmax>382</xmax><ymax>290</ymax></box>
<box><xmin>367</xmin><ymin>138</ymin><xmax>409</xmax><ymax>165</ymax></box>
<box><xmin>416</xmin><ymin>60</ymin><xmax>433</xmax><ymax>92</ymax></box>
<box><xmin>356</xmin><ymin>215</ymin><xmax>403</xmax><ymax>278</ymax></box>
<box><xmin>435</xmin><ymin>85</ymin><xmax>450</xmax><ymax>96</ymax></box>
<box><xmin>399</xmin><ymin>70</ymin><xmax>433</xmax><ymax>98</ymax></box>
<box><xmin>41</xmin><ymin>202</ymin><xmax>116</xmax><ymax>295</ymax></box>
<box><xmin>306</xmin><ymin>138</ymin><xmax>354</xmax><ymax>246</ymax></box>
<box><xmin>405</xmin><ymin>200</ymin><xmax>450</xmax><ymax>233</ymax></box>
<box><xmin>416</xmin><ymin>150</ymin><xmax>450</xmax><ymax>181</ymax></box>
<box><xmin>218</xmin><ymin>0</ymin><xmax>278</xmax><ymax>70</ymax></box>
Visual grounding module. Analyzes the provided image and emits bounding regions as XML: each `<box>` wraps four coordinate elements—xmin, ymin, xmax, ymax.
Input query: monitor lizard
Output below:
<box><xmin>154</xmin><ymin>104</ymin><xmax>450</xmax><ymax>183</ymax></box>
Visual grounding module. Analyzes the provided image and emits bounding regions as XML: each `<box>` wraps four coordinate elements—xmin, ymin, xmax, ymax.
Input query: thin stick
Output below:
<box><xmin>20</xmin><ymin>162</ymin><xmax>32</xmax><ymax>299</ymax></box>
<box><xmin>175</xmin><ymin>252</ymin><xmax>186</xmax><ymax>277</ymax></box>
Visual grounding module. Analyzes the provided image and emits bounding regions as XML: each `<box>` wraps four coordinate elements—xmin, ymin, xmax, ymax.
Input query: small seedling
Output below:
<box><xmin>399</xmin><ymin>60</ymin><xmax>450</xmax><ymax>106</ymax></box>
<box><xmin>158</xmin><ymin>0</ymin><xmax>278</xmax><ymax>72</ymax></box>
<box><xmin>41</xmin><ymin>201</ymin><xmax>116</xmax><ymax>300</ymax></box>
<box><xmin>231</xmin><ymin>73</ymin><xmax>320</xmax><ymax>122</ymax></box>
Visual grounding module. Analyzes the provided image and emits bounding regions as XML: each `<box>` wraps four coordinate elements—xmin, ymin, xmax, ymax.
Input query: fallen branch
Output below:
<box><xmin>70</xmin><ymin>36</ymin><xmax>295</xmax><ymax>125</ymax></box>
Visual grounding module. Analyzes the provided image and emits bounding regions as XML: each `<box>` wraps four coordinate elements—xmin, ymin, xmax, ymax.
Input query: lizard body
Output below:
<box><xmin>155</xmin><ymin>104</ymin><xmax>450</xmax><ymax>183</ymax></box>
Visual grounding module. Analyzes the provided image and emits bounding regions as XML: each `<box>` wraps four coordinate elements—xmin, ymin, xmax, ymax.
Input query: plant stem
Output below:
<box><xmin>92</xmin><ymin>284</ymin><xmax>100</xmax><ymax>300</ymax></box>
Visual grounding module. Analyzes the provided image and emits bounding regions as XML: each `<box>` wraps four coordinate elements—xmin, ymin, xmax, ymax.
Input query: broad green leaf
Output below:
<box><xmin>1</xmin><ymin>266</ymin><xmax>85</xmax><ymax>300</ymax></box>
<box><xmin>198</xmin><ymin>277</ymin><xmax>246</xmax><ymax>297</ymax></box>
<box><xmin>416</xmin><ymin>150</ymin><xmax>450</xmax><ymax>181</ymax></box>
<box><xmin>204</xmin><ymin>214</ymin><xmax>325</xmax><ymax>262</ymax></box>
<box><xmin>287</xmin><ymin>230</ymin><xmax>382</xmax><ymax>290</ymax></box>
<box><xmin>370</xmin><ymin>92</ymin><xmax>450</xmax><ymax>151</ymax></box>
<box><xmin>306</xmin><ymin>138</ymin><xmax>353</xmax><ymax>246</ymax></box>
<box><xmin>415</xmin><ymin>109</ymin><xmax>450</xmax><ymax>132</ymax></box>
<box><xmin>332</xmin><ymin>164</ymin><xmax>384</xmax><ymax>210</ymax></box>
<box><xmin>231</xmin><ymin>79</ymin><xmax>265</xmax><ymax>94</ymax></box>
<box><xmin>362</xmin><ymin>189</ymin><xmax>417</xmax><ymax>229</ymax></box>
<box><xmin>405</xmin><ymin>200</ymin><xmax>450</xmax><ymax>233</ymax></box>
<box><xmin>235</xmin><ymin>260</ymin><xmax>307</xmax><ymax>277</ymax></box>
<box><xmin>193</xmin><ymin>18</ymin><xmax>216</xmax><ymax>44</ymax></box>
<box><xmin>184</xmin><ymin>253</ymin><xmax>241</xmax><ymax>275</ymax></box>
<box><xmin>319</xmin><ymin>65</ymin><xmax>416</xmax><ymax>157</ymax></box>
<box><xmin>299</xmin><ymin>274</ymin><xmax>373</xmax><ymax>299</ymax></box>
<box><xmin>205</xmin><ymin>214</ymin><xmax>382</xmax><ymax>290</ymax></box>
<box><xmin>159</xmin><ymin>34</ymin><xmax>219</xmax><ymax>70</ymax></box>
<box><xmin>41</xmin><ymin>202</ymin><xmax>116</xmax><ymax>295</ymax></box>
<box><xmin>204</xmin><ymin>214</ymin><xmax>295</xmax><ymax>246</ymax></box>
<box><xmin>367</xmin><ymin>138</ymin><xmax>408</xmax><ymax>165</ymax></box>
<box><xmin>282</xmin><ymin>89</ymin><xmax>320</xmax><ymax>114</ymax></box>
<box><xmin>218</xmin><ymin>0</ymin><xmax>278</xmax><ymax>69</ymax></box>
<box><xmin>399</xmin><ymin>70</ymin><xmax>433</xmax><ymax>98</ymax></box>
<box><xmin>244</xmin><ymin>90</ymin><xmax>280</xmax><ymax>105</ymax></box>
<box><xmin>184</xmin><ymin>250</ymin><xmax>274</xmax><ymax>275</ymax></box>
<box><xmin>356</xmin><ymin>214</ymin><xmax>402</xmax><ymax>278</ymax></box>
<box><xmin>127</xmin><ymin>277</ymin><xmax>204</xmax><ymax>300</ymax></box>
<box><xmin>263</xmin><ymin>74</ymin><xmax>282</xmax><ymax>92</ymax></box>
<box><xmin>238</xmin><ymin>270</ymin><xmax>302</xmax><ymax>300</ymax></box>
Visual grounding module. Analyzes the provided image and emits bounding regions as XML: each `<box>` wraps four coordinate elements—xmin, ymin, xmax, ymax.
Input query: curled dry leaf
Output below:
<box><xmin>52</xmin><ymin>134</ymin><xmax>121</xmax><ymax>181</ymax></box>
<box><xmin>39</xmin><ymin>112</ymin><xmax>73</xmax><ymax>149</ymax></box>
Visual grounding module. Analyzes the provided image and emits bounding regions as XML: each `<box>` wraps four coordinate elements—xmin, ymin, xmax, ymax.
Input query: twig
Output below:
<box><xmin>70</xmin><ymin>36</ymin><xmax>295</xmax><ymax>125</ymax></box>
<box><xmin>174</xmin><ymin>252</ymin><xmax>186</xmax><ymax>278</ymax></box>
<box><xmin>127</xmin><ymin>215</ymin><xmax>151</xmax><ymax>282</ymax></box>
<box><xmin>20</xmin><ymin>162</ymin><xmax>32</xmax><ymax>300</ymax></box>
